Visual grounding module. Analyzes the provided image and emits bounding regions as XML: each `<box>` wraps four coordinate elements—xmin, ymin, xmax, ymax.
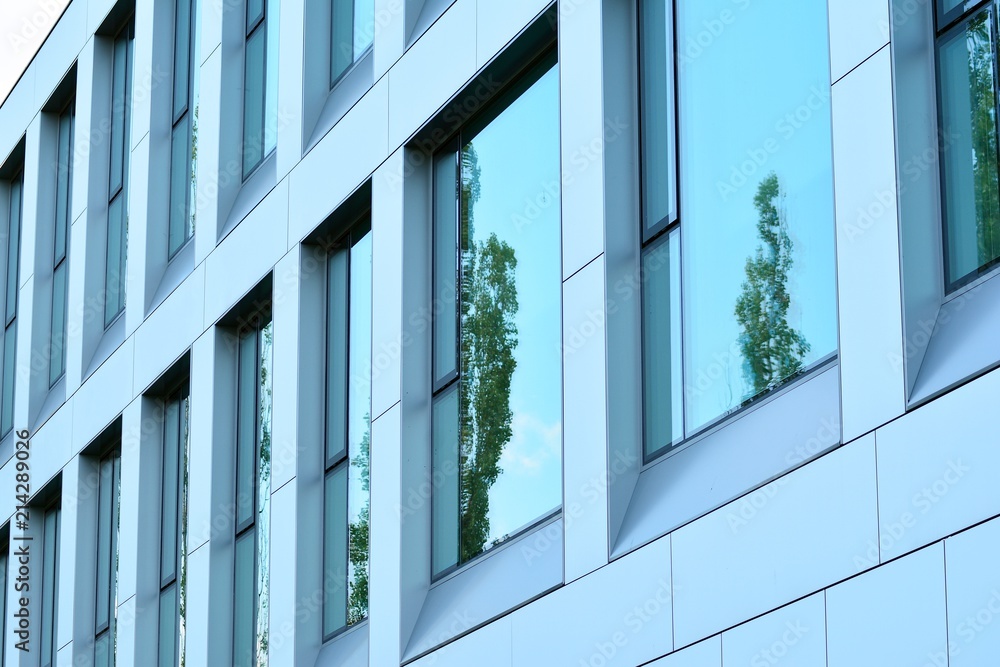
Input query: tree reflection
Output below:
<box><xmin>347</xmin><ymin>415</ymin><xmax>370</xmax><ymax>625</ymax></box>
<box><xmin>734</xmin><ymin>173</ymin><xmax>809</xmax><ymax>402</ymax></box>
<box><xmin>966</xmin><ymin>12</ymin><xmax>1000</xmax><ymax>270</ymax></box>
<box><xmin>457</xmin><ymin>145</ymin><xmax>519</xmax><ymax>562</ymax></box>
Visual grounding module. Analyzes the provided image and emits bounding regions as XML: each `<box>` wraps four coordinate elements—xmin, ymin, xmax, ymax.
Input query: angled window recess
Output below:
<box><xmin>31</xmin><ymin>477</ymin><xmax>63</xmax><ymax>667</ymax></box>
<box><xmin>168</xmin><ymin>0</ymin><xmax>202</xmax><ymax>259</ymax></box>
<box><xmin>893</xmin><ymin>0</ymin><xmax>1000</xmax><ymax>405</ymax></box>
<box><xmin>607</xmin><ymin>0</ymin><xmax>842</xmax><ymax>559</ymax></box>
<box><xmin>0</xmin><ymin>144</ymin><xmax>25</xmax><ymax>441</ymax></box>
<box><xmin>398</xmin><ymin>8</ymin><xmax>562</xmax><ymax>661</ymax></box>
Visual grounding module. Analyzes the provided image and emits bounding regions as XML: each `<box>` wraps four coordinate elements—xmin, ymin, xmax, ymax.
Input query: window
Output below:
<box><xmin>430</xmin><ymin>53</ymin><xmax>562</xmax><ymax>578</ymax></box>
<box><xmin>330</xmin><ymin>0</ymin><xmax>374</xmax><ymax>87</ymax></box>
<box><xmin>242</xmin><ymin>0</ymin><xmax>279</xmax><ymax>178</ymax></box>
<box><xmin>168</xmin><ymin>0</ymin><xmax>202</xmax><ymax>258</ymax></box>
<box><xmin>2</xmin><ymin>166</ymin><xmax>23</xmax><ymax>438</ymax></box>
<box><xmin>51</xmin><ymin>102</ymin><xmax>74</xmax><ymax>386</ymax></box>
<box><xmin>158</xmin><ymin>386</ymin><xmax>190</xmax><ymax>666</ymax></box>
<box><xmin>936</xmin><ymin>0</ymin><xmax>1000</xmax><ymax>290</ymax></box>
<box><xmin>94</xmin><ymin>449</ymin><xmax>122</xmax><ymax>667</ymax></box>
<box><xmin>322</xmin><ymin>221</ymin><xmax>371</xmax><ymax>639</ymax></box>
<box><xmin>639</xmin><ymin>0</ymin><xmax>838</xmax><ymax>461</ymax></box>
<box><xmin>233</xmin><ymin>316</ymin><xmax>272</xmax><ymax>667</ymax></box>
<box><xmin>39</xmin><ymin>499</ymin><xmax>60</xmax><ymax>667</ymax></box>
<box><xmin>106</xmin><ymin>20</ymin><xmax>134</xmax><ymax>327</ymax></box>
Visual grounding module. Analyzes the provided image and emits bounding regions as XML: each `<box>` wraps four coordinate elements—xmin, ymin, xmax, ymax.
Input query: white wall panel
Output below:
<box><xmin>946</xmin><ymin>518</ymin><xmax>1000</xmax><ymax>667</ymax></box>
<box><xmin>648</xmin><ymin>637</ymin><xmax>721</xmax><ymax>667</ymax></box>
<box><xmin>722</xmin><ymin>594</ymin><xmax>826</xmax><ymax>667</ymax></box>
<box><xmin>827</xmin><ymin>0</ymin><xmax>889</xmax><ymax>83</ymax></box>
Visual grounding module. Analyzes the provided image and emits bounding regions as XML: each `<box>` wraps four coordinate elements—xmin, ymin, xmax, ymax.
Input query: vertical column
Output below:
<box><xmin>374</xmin><ymin>0</ymin><xmax>407</xmax><ymax>79</ymax></box>
<box><xmin>831</xmin><ymin>45</ymin><xmax>905</xmax><ymax>442</ymax></box>
<box><xmin>369</xmin><ymin>150</ymin><xmax>406</xmax><ymax>666</ymax></box>
<box><xmin>558</xmin><ymin>0</ymin><xmax>610</xmax><ymax>582</ymax></box>
<box><xmin>276</xmin><ymin>0</ymin><xmax>306</xmax><ymax>181</ymax></box>
<box><xmin>268</xmin><ymin>249</ymin><xmax>302</xmax><ymax>665</ymax></box>
<box><xmin>194</xmin><ymin>0</ymin><xmax>225</xmax><ymax>266</ymax></box>
<box><xmin>59</xmin><ymin>455</ymin><xmax>94</xmax><ymax>667</ymax></box>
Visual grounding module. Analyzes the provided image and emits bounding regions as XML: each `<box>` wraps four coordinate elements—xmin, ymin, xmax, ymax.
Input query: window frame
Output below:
<box><xmin>50</xmin><ymin>98</ymin><xmax>75</xmax><ymax>387</ymax></box>
<box><xmin>636</xmin><ymin>0</ymin><xmax>840</xmax><ymax>466</ymax></box>
<box><xmin>93</xmin><ymin>447</ymin><xmax>122</xmax><ymax>667</ymax></box>
<box><xmin>104</xmin><ymin>17</ymin><xmax>135</xmax><ymax>329</ymax></box>
<box><xmin>167</xmin><ymin>0</ymin><xmax>200</xmax><ymax>260</ymax></box>
<box><xmin>38</xmin><ymin>498</ymin><xmax>61</xmax><ymax>667</ymax></box>
<box><xmin>241</xmin><ymin>0</ymin><xmax>273</xmax><ymax>180</ymax></box>
<box><xmin>329</xmin><ymin>0</ymin><xmax>374</xmax><ymax>90</ymax></box>
<box><xmin>321</xmin><ymin>217</ymin><xmax>372</xmax><ymax>642</ymax></box>
<box><xmin>428</xmin><ymin>47</ymin><xmax>562</xmax><ymax>582</ymax></box>
<box><xmin>2</xmin><ymin>165</ymin><xmax>24</xmax><ymax>438</ymax></box>
<box><xmin>231</xmin><ymin>313</ymin><xmax>271</xmax><ymax>667</ymax></box>
<box><xmin>157</xmin><ymin>383</ymin><xmax>191</xmax><ymax>666</ymax></box>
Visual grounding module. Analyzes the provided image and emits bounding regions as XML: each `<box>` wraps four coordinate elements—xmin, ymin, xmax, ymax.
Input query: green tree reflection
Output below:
<box><xmin>734</xmin><ymin>173</ymin><xmax>809</xmax><ymax>401</ymax></box>
<box><xmin>347</xmin><ymin>415</ymin><xmax>370</xmax><ymax>625</ymax></box>
<box><xmin>458</xmin><ymin>144</ymin><xmax>519</xmax><ymax>562</ymax></box>
<box><xmin>967</xmin><ymin>12</ymin><xmax>1000</xmax><ymax>269</ymax></box>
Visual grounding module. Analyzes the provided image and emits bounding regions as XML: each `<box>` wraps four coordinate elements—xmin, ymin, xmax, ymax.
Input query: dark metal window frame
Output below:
<box><xmin>242</xmin><ymin>0</ymin><xmax>271</xmax><ymax>180</ymax></box>
<box><xmin>934</xmin><ymin>0</ymin><xmax>1000</xmax><ymax>292</ymax></box>
<box><xmin>428</xmin><ymin>46</ymin><xmax>560</xmax><ymax>582</ymax></box>
<box><xmin>157</xmin><ymin>381</ymin><xmax>190</xmax><ymax>666</ymax></box>
<box><xmin>105</xmin><ymin>17</ymin><xmax>135</xmax><ymax>329</ymax></box>
<box><xmin>636</xmin><ymin>0</ymin><xmax>840</xmax><ymax>467</ymax></box>
<box><xmin>51</xmin><ymin>99</ymin><xmax>75</xmax><ymax>387</ymax></box>
<box><xmin>2</xmin><ymin>165</ymin><xmax>24</xmax><ymax>438</ymax></box>
<box><xmin>168</xmin><ymin>0</ymin><xmax>199</xmax><ymax>259</ymax></box>
<box><xmin>321</xmin><ymin>216</ymin><xmax>371</xmax><ymax>642</ymax></box>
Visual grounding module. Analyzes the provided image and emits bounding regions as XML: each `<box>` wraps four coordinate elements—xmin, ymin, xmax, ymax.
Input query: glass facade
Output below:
<box><xmin>2</xmin><ymin>167</ymin><xmax>23</xmax><ymax>438</ymax></box>
<box><xmin>94</xmin><ymin>449</ymin><xmax>122</xmax><ymax>667</ymax></box>
<box><xmin>106</xmin><ymin>21</ymin><xmax>134</xmax><ymax>327</ymax></box>
<box><xmin>159</xmin><ymin>386</ymin><xmax>191</xmax><ymax>666</ymax></box>
<box><xmin>243</xmin><ymin>0</ymin><xmax>279</xmax><ymax>178</ymax></box>
<box><xmin>233</xmin><ymin>317</ymin><xmax>272</xmax><ymax>667</ymax></box>
<box><xmin>51</xmin><ymin>103</ymin><xmax>73</xmax><ymax>386</ymax></box>
<box><xmin>323</xmin><ymin>221</ymin><xmax>371</xmax><ymax>639</ymax></box>
<box><xmin>168</xmin><ymin>0</ymin><xmax>202</xmax><ymax>258</ymax></box>
<box><xmin>430</xmin><ymin>53</ymin><xmax>562</xmax><ymax>577</ymax></box>
<box><xmin>640</xmin><ymin>0</ymin><xmax>838</xmax><ymax>458</ymax></box>
<box><xmin>937</xmin><ymin>0</ymin><xmax>1000</xmax><ymax>289</ymax></box>
<box><xmin>331</xmin><ymin>0</ymin><xmax>374</xmax><ymax>86</ymax></box>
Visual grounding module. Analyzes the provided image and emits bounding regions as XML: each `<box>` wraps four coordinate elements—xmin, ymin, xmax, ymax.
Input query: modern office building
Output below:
<box><xmin>0</xmin><ymin>0</ymin><xmax>998</xmax><ymax>664</ymax></box>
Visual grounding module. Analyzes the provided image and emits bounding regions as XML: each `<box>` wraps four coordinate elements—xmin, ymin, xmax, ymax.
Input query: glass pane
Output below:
<box><xmin>161</xmin><ymin>398</ymin><xmax>180</xmax><ymax>583</ymax></box>
<box><xmin>55</xmin><ymin>110</ymin><xmax>72</xmax><ymax>262</ymax></box>
<box><xmin>256</xmin><ymin>321</ymin><xmax>272</xmax><ymax>667</ymax></box>
<box><xmin>41</xmin><ymin>506</ymin><xmax>59</xmax><ymax>667</ymax></box>
<box><xmin>326</xmin><ymin>247</ymin><xmax>349</xmax><ymax>464</ymax></box>
<box><xmin>178</xmin><ymin>394</ymin><xmax>190</xmax><ymax>667</ymax></box>
<box><xmin>347</xmin><ymin>228</ymin><xmax>371</xmax><ymax>625</ymax></box>
<box><xmin>169</xmin><ymin>116</ymin><xmax>192</xmax><ymax>257</ymax></box>
<box><xmin>158</xmin><ymin>585</ymin><xmax>178</xmax><ymax>667</ymax></box>
<box><xmin>2</xmin><ymin>325</ymin><xmax>15</xmax><ymax>435</ymax></box>
<box><xmin>6</xmin><ymin>176</ymin><xmax>22</xmax><ymax>324</ymax></box>
<box><xmin>454</xmin><ymin>58</ymin><xmax>562</xmax><ymax>565</ymax></box>
<box><xmin>640</xmin><ymin>0</ymin><xmax>676</xmax><ymax>233</ymax></box>
<box><xmin>431</xmin><ymin>385</ymin><xmax>459</xmax><ymax>576</ymax></box>
<box><xmin>322</xmin><ymin>466</ymin><xmax>347</xmax><ymax>638</ymax></box>
<box><xmin>50</xmin><ymin>262</ymin><xmax>67</xmax><ymax>386</ymax></box>
<box><xmin>189</xmin><ymin>0</ymin><xmax>202</xmax><ymax>241</ymax></box>
<box><xmin>331</xmin><ymin>0</ymin><xmax>355</xmax><ymax>84</ymax></box>
<box><xmin>433</xmin><ymin>151</ymin><xmax>458</xmax><ymax>386</ymax></box>
<box><xmin>264</xmin><ymin>0</ymin><xmax>279</xmax><ymax>158</ymax></box>
<box><xmin>236</xmin><ymin>330</ymin><xmax>257</xmax><ymax>529</ymax></box>
<box><xmin>94</xmin><ymin>632</ymin><xmax>111</xmax><ymax>667</ymax></box>
<box><xmin>678</xmin><ymin>0</ymin><xmax>838</xmax><ymax>433</ymax></box>
<box><xmin>173</xmin><ymin>0</ymin><xmax>192</xmax><ymax>120</ymax></box>
<box><xmin>247</xmin><ymin>0</ymin><xmax>264</xmax><ymax>33</ymax></box>
<box><xmin>939</xmin><ymin>10</ymin><xmax>1000</xmax><ymax>288</ymax></box>
<box><xmin>354</xmin><ymin>0</ymin><xmax>374</xmax><ymax>58</ymax></box>
<box><xmin>242</xmin><ymin>27</ymin><xmax>265</xmax><ymax>177</ymax></box>
<box><xmin>105</xmin><ymin>195</ymin><xmax>125</xmax><ymax>325</ymax></box>
<box><xmin>232</xmin><ymin>531</ymin><xmax>255</xmax><ymax>667</ymax></box>
<box><xmin>109</xmin><ymin>35</ymin><xmax>127</xmax><ymax>197</ymax></box>
<box><xmin>96</xmin><ymin>456</ymin><xmax>114</xmax><ymax>631</ymax></box>
<box><xmin>642</xmin><ymin>229</ymin><xmax>683</xmax><ymax>459</ymax></box>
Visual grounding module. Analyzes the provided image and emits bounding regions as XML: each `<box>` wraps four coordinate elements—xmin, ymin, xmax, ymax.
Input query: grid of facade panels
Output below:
<box><xmin>0</xmin><ymin>1</ymin><xmax>999</xmax><ymax>666</ymax></box>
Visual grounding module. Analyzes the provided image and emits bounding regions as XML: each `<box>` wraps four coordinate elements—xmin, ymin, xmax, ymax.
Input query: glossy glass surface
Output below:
<box><xmin>642</xmin><ymin>229</ymin><xmax>683</xmax><ymax>459</ymax></box>
<box><xmin>6</xmin><ymin>175</ymin><xmax>21</xmax><ymax>324</ymax></box>
<box><xmin>640</xmin><ymin>0</ymin><xmax>676</xmax><ymax>234</ymax></box>
<box><xmin>432</xmin><ymin>58</ymin><xmax>562</xmax><ymax>575</ymax></box>
<box><xmin>331</xmin><ymin>0</ymin><xmax>374</xmax><ymax>85</ymax></box>
<box><xmin>677</xmin><ymin>0</ymin><xmax>837</xmax><ymax>433</ymax></box>
<box><xmin>242</xmin><ymin>27</ymin><xmax>265</xmax><ymax>177</ymax></box>
<box><xmin>256</xmin><ymin>321</ymin><xmax>272</xmax><ymax>665</ymax></box>
<box><xmin>40</xmin><ymin>505</ymin><xmax>60</xmax><ymax>667</ymax></box>
<box><xmin>263</xmin><ymin>0</ymin><xmax>278</xmax><ymax>158</ymax></box>
<box><xmin>106</xmin><ymin>26</ymin><xmax>132</xmax><ymax>327</ymax></box>
<box><xmin>325</xmin><ymin>247</ymin><xmax>349</xmax><ymax>464</ymax></box>
<box><xmin>159</xmin><ymin>389</ymin><xmax>189</xmax><ymax>667</ymax></box>
<box><xmin>105</xmin><ymin>195</ymin><xmax>125</xmax><ymax>325</ymax></box>
<box><xmin>323</xmin><ymin>465</ymin><xmax>347</xmax><ymax>637</ymax></box>
<box><xmin>1</xmin><ymin>328</ymin><xmax>14</xmax><ymax>435</ymax></box>
<box><xmin>168</xmin><ymin>0</ymin><xmax>200</xmax><ymax>257</ymax></box>
<box><xmin>50</xmin><ymin>263</ymin><xmax>66</xmax><ymax>386</ymax></box>
<box><xmin>158</xmin><ymin>587</ymin><xmax>178</xmax><ymax>667</ymax></box>
<box><xmin>232</xmin><ymin>531</ymin><xmax>255</xmax><ymax>667</ymax></box>
<box><xmin>939</xmin><ymin>8</ymin><xmax>1000</xmax><ymax>288</ymax></box>
<box><xmin>431</xmin><ymin>384</ymin><xmax>459</xmax><ymax>575</ymax></box>
<box><xmin>51</xmin><ymin>107</ymin><xmax>72</xmax><ymax>386</ymax></box>
<box><xmin>236</xmin><ymin>330</ymin><xmax>257</xmax><ymax>529</ymax></box>
<box><xmin>433</xmin><ymin>151</ymin><xmax>458</xmax><ymax>387</ymax></box>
